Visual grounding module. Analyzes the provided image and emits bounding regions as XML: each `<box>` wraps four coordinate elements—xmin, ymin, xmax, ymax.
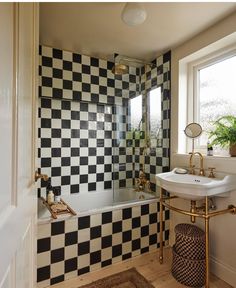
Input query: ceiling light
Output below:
<box><xmin>121</xmin><ymin>3</ymin><xmax>147</xmax><ymax>26</ymax></box>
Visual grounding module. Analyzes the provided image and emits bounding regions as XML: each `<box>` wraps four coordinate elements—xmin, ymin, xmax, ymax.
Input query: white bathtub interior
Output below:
<box><xmin>38</xmin><ymin>188</ymin><xmax>157</xmax><ymax>221</ymax></box>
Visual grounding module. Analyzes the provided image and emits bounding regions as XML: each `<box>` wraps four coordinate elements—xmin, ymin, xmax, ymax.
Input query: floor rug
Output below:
<box><xmin>79</xmin><ymin>268</ymin><xmax>155</xmax><ymax>288</ymax></box>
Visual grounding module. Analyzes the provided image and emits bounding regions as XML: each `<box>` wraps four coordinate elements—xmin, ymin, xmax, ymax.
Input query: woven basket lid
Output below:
<box><xmin>175</xmin><ymin>223</ymin><xmax>205</xmax><ymax>240</ymax></box>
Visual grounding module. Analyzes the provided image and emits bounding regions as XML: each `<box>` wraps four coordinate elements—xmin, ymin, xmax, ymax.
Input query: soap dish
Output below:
<box><xmin>175</xmin><ymin>168</ymin><xmax>188</xmax><ymax>174</ymax></box>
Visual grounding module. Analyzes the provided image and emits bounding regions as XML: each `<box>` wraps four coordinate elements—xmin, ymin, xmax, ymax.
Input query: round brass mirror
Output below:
<box><xmin>184</xmin><ymin>123</ymin><xmax>202</xmax><ymax>138</ymax></box>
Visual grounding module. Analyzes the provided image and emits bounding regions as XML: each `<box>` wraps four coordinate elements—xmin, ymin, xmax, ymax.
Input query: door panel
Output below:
<box><xmin>16</xmin><ymin>224</ymin><xmax>33</xmax><ymax>288</ymax></box>
<box><xmin>0</xmin><ymin>268</ymin><xmax>11</xmax><ymax>288</ymax></box>
<box><xmin>18</xmin><ymin>3</ymin><xmax>34</xmax><ymax>195</ymax></box>
<box><xmin>0</xmin><ymin>3</ymin><xmax>39</xmax><ymax>288</ymax></box>
<box><xmin>0</xmin><ymin>3</ymin><xmax>14</xmax><ymax>211</ymax></box>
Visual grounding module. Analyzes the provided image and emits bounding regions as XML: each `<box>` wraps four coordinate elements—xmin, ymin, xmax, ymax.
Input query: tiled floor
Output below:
<box><xmin>51</xmin><ymin>247</ymin><xmax>232</xmax><ymax>288</ymax></box>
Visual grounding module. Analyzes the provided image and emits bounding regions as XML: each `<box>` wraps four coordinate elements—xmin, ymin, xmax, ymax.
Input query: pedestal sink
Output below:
<box><xmin>156</xmin><ymin>167</ymin><xmax>236</xmax><ymax>288</ymax></box>
<box><xmin>156</xmin><ymin>168</ymin><xmax>236</xmax><ymax>200</ymax></box>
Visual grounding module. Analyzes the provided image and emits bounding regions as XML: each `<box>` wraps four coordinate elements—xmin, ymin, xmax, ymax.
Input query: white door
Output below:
<box><xmin>0</xmin><ymin>3</ymin><xmax>39</xmax><ymax>288</ymax></box>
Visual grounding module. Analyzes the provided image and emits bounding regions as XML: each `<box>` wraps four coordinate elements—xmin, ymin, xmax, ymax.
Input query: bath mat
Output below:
<box><xmin>79</xmin><ymin>268</ymin><xmax>154</xmax><ymax>288</ymax></box>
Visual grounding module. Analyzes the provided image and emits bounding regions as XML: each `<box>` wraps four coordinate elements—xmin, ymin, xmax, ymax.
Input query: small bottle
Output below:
<box><xmin>54</xmin><ymin>187</ymin><xmax>61</xmax><ymax>203</ymax></box>
<box><xmin>47</xmin><ymin>190</ymin><xmax>54</xmax><ymax>205</ymax></box>
<box><xmin>207</xmin><ymin>141</ymin><xmax>213</xmax><ymax>156</ymax></box>
<box><xmin>46</xmin><ymin>179</ymin><xmax>53</xmax><ymax>197</ymax></box>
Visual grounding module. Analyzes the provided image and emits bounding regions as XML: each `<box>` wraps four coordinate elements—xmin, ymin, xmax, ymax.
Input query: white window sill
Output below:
<box><xmin>173</xmin><ymin>152</ymin><xmax>235</xmax><ymax>160</ymax></box>
<box><xmin>172</xmin><ymin>152</ymin><xmax>236</xmax><ymax>175</ymax></box>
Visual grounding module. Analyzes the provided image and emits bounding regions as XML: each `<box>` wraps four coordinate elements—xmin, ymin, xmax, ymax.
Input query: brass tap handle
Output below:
<box><xmin>208</xmin><ymin>167</ymin><xmax>216</xmax><ymax>178</ymax></box>
<box><xmin>35</xmin><ymin>171</ymin><xmax>49</xmax><ymax>182</ymax></box>
<box><xmin>146</xmin><ymin>180</ymin><xmax>151</xmax><ymax>193</ymax></box>
<box><xmin>199</xmin><ymin>168</ymin><xmax>205</xmax><ymax>177</ymax></box>
<box><xmin>189</xmin><ymin>165</ymin><xmax>195</xmax><ymax>175</ymax></box>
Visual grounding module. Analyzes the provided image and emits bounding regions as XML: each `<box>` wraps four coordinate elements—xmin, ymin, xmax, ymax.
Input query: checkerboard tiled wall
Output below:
<box><xmin>38</xmin><ymin>45</ymin><xmax>171</xmax><ymax>196</ymax></box>
<box><xmin>39</xmin><ymin>98</ymin><xmax>115</xmax><ymax>195</ymax></box>
<box><xmin>39</xmin><ymin>45</ymin><xmax>140</xmax><ymax>105</ymax></box>
<box><xmin>134</xmin><ymin>51</ymin><xmax>171</xmax><ymax>190</ymax></box>
<box><xmin>112</xmin><ymin>52</ymin><xmax>171</xmax><ymax>191</ymax></box>
<box><xmin>37</xmin><ymin>201</ymin><xmax>169</xmax><ymax>287</ymax></box>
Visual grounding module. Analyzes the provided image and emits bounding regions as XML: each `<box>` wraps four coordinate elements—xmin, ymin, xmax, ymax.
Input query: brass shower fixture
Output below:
<box><xmin>112</xmin><ymin>63</ymin><xmax>129</xmax><ymax>75</ymax></box>
<box><xmin>111</xmin><ymin>54</ymin><xmax>155</xmax><ymax>75</ymax></box>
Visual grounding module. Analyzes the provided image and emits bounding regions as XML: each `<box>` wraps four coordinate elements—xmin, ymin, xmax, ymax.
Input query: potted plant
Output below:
<box><xmin>208</xmin><ymin>115</ymin><xmax>236</xmax><ymax>157</ymax></box>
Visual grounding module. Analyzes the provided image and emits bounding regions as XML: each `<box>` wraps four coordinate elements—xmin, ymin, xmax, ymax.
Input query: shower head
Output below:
<box><xmin>112</xmin><ymin>54</ymin><xmax>156</xmax><ymax>75</ymax></box>
<box><xmin>112</xmin><ymin>63</ymin><xmax>129</xmax><ymax>75</ymax></box>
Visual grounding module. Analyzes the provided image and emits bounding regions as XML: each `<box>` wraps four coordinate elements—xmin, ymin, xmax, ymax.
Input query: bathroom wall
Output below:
<box><xmin>138</xmin><ymin>52</ymin><xmax>171</xmax><ymax>189</ymax></box>
<box><xmin>37</xmin><ymin>202</ymin><xmax>170</xmax><ymax>287</ymax></box>
<box><xmin>39</xmin><ymin>98</ymin><xmax>114</xmax><ymax>195</ymax></box>
<box><xmin>38</xmin><ymin>45</ymin><xmax>171</xmax><ymax>197</ymax></box>
<box><xmin>38</xmin><ymin>45</ymin><xmax>139</xmax><ymax>196</ymax></box>
<box><xmin>171</xmin><ymin>11</ymin><xmax>236</xmax><ymax>286</ymax></box>
<box><xmin>113</xmin><ymin>52</ymin><xmax>171</xmax><ymax>192</ymax></box>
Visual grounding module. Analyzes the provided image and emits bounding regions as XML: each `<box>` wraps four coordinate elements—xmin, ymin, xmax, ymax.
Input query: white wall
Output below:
<box><xmin>171</xmin><ymin>11</ymin><xmax>236</xmax><ymax>287</ymax></box>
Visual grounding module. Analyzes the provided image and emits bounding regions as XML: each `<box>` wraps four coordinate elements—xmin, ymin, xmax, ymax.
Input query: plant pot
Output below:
<box><xmin>229</xmin><ymin>144</ymin><xmax>236</xmax><ymax>157</ymax></box>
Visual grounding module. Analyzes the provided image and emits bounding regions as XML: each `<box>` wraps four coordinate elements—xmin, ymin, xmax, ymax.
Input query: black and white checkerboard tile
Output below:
<box><xmin>39</xmin><ymin>98</ymin><xmax>115</xmax><ymax>197</ymax></box>
<box><xmin>38</xmin><ymin>45</ymin><xmax>171</xmax><ymax>197</ymax></box>
<box><xmin>138</xmin><ymin>51</ymin><xmax>171</xmax><ymax>186</ymax></box>
<box><xmin>37</xmin><ymin>202</ymin><xmax>169</xmax><ymax>287</ymax></box>
<box><xmin>39</xmin><ymin>45</ymin><xmax>139</xmax><ymax>106</ymax></box>
<box><xmin>112</xmin><ymin>52</ymin><xmax>171</xmax><ymax>192</ymax></box>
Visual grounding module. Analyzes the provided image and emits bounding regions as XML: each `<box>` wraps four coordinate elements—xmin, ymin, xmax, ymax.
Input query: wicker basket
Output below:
<box><xmin>172</xmin><ymin>245</ymin><xmax>206</xmax><ymax>288</ymax></box>
<box><xmin>175</xmin><ymin>223</ymin><xmax>205</xmax><ymax>260</ymax></box>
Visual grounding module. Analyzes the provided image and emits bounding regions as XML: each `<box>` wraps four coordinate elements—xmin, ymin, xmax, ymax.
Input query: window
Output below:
<box><xmin>148</xmin><ymin>87</ymin><xmax>162</xmax><ymax>147</ymax></box>
<box><xmin>130</xmin><ymin>94</ymin><xmax>142</xmax><ymax>131</ymax></box>
<box><xmin>182</xmin><ymin>50</ymin><xmax>236</xmax><ymax>155</ymax></box>
<box><xmin>129</xmin><ymin>88</ymin><xmax>162</xmax><ymax>147</ymax></box>
<box><xmin>196</xmin><ymin>54</ymin><xmax>236</xmax><ymax>147</ymax></box>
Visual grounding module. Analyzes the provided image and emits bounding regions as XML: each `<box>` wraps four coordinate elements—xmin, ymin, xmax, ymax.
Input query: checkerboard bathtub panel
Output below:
<box><xmin>37</xmin><ymin>201</ymin><xmax>170</xmax><ymax>287</ymax></box>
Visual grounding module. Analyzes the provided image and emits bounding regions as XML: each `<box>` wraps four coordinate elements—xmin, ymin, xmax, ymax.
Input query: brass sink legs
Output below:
<box><xmin>190</xmin><ymin>200</ymin><xmax>196</xmax><ymax>223</ymax></box>
<box><xmin>159</xmin><ymin>187</ymin><xmax>163</xmax><ymax>264</ymax></box>
<box><xmin>158</xmin><ymin>188</ymin><xmax>236</xmax><ymax>288</ymax></box>
<box><xmin>205</xmin><ymin>196</ymin><xmax>210</xmax><ymax>288</ymax></box>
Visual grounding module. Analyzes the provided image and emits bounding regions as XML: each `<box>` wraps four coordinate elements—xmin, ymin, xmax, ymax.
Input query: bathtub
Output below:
<box><xmin>37</xmin><ymin>188</ymin><xmax>169</xmax><ymax>288</ymax></box>
<box><xmin>38</xmin><ymin>187</ymin><xmax>157</xmax><ymax>222</ymax></box>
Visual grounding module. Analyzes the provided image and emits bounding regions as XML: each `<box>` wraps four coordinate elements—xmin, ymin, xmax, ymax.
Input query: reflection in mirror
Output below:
<box><xmin>184</xmin><ymin>122</ymin><xmax>202</xmax><ymax>138</ymax></box>
<box><xmin>184</xmin><ymin>122</ymin><xmax>202</xmax><ymax>153</ymax></box>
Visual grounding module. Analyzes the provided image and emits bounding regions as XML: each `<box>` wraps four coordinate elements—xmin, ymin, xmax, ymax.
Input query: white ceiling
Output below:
<box><xmin>40</xmin><ymin>2</ymin><xmax>236</xmax><ymax>62</ymax></box>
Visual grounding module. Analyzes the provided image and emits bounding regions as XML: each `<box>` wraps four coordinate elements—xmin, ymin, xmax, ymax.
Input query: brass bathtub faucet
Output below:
<box><xmin>135</xmin><ymin>169</ymin><xmax>150</xmax><ymax>192</ymax></box>
<box><xmin>189</xmin><ymin>152</ymin><xmax>205</xmax><ymax>176</ymax></box>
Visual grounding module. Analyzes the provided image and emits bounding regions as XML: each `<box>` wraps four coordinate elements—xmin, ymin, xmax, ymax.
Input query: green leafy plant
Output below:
<box><xmin>208</xmin><ymin>115</ymin><xmax>236</xmax><ymax>148</ymax></box>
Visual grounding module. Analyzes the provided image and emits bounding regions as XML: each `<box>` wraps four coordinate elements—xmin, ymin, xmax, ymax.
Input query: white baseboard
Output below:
<box><xmin>210</xmin><ymin>256</ymin><xmax>236</xmax><ymax>287</ymax></box>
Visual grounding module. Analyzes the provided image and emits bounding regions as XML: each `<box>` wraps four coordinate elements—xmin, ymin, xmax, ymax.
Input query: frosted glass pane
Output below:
<box><xmin>149</xmin><ymin>87</ymin><xmax>161</xmax><ymax>138</ymax></box>
<box><xmin>130</xmin><ymin>95</ymin><xmax>142</xmax><ymax>130</ymax></box>
<box><xmin>199</xmin><ymin>55</ymin><xmax>236</xmax><ymax>145</ymax></box>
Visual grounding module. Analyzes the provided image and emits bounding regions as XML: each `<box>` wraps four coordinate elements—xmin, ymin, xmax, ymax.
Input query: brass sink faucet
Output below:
<box><xmin>189</xmin><ymin>152</ymin><xmax>205</xmax><ymax>176</ymax></box>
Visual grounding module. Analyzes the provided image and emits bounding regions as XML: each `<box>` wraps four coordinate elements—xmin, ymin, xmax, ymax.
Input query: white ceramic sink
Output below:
<box><xmin>156</xmin><ymin>168</ymin><xmax>236</xmax><ymax>200</ymax></box>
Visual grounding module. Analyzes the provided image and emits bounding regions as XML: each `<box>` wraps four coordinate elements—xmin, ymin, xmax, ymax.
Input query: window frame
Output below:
<box><xmin>129</xmin><ymin>86</ymin><xmax>162</xmax><ymax>148</ymax></box>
